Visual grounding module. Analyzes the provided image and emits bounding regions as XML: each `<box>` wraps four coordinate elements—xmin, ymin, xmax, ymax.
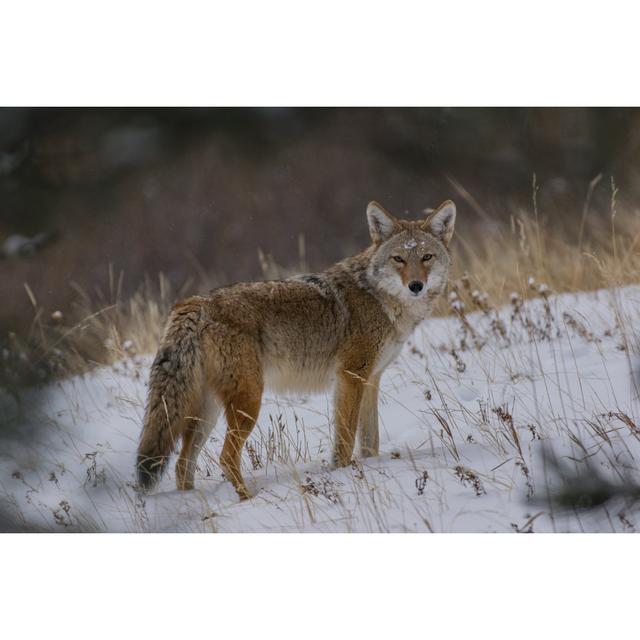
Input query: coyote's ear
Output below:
<box><xmin>367</xmin><ymin>201</ymin><xmax>398</xmax><ymax>243</ymax></box>
<box><xmin>423</xmin><ymin>200</ymin><xmax>456</xmax><ymax>247</ymax></box>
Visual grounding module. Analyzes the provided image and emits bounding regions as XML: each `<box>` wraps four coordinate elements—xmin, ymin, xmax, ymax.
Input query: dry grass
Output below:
<box><xmin>3</xmin><ymin>186</ymin><xmax>640</xmax><ymax>394</ymax></box>
<box><xmin>435</xmin><ymin>177</ymin><xmax>640</xmax><ymax>314</ymax></box>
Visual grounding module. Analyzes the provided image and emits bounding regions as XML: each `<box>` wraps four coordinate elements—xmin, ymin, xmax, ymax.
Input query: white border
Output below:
<box><xmin>2</xmin><ymin>1</ymin><xmax>640</xmax><ymax>106</ymax></box>
<box><xmin>2</xmin><ymin>534</ymin><xmax>639</xmax><ymax>639</ymax></box>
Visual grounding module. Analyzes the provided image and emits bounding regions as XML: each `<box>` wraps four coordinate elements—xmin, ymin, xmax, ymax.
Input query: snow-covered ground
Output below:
<box><xmin>2</xmin><ymin>285</ymin><xmax>640</xmax><ymax>532</ymax></box>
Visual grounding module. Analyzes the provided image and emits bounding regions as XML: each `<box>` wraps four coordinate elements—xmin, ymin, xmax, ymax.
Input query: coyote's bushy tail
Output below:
<box><xmin>136</xmin><ymin>299</ymin><xmax>206</xmax><ymax>491</ymax></box>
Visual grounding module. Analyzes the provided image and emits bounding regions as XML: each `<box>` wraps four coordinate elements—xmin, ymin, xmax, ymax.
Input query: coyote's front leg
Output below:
<box><xmin>358</xmin><ymin>372</ymin><xmax>381</xmax><ymax>458</ymax></box>
<box><xmin>332</xmin><ymin>370</ymin><xmax>366</xmax><ymax>467</ymax></box>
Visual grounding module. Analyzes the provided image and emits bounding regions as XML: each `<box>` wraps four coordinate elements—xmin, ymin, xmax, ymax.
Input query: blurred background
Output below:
<box><xmin>1</xmin><ymin>107</ymin><xmax>640</xmax><ymax>341</ymax></box>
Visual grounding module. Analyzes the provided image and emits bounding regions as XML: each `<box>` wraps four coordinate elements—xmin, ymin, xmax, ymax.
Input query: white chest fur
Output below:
<box><xmin>373</xmin><ymin>334</ymin><xmax>407</xmax><ymax>374</ymax></box>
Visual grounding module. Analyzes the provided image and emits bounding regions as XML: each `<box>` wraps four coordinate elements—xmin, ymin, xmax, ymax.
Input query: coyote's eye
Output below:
<box><xmin>422</xmin><ymin>254</ymin><xmax>433</xmax><ymax>262</ymax></box>
<box><xmin>392</xmin><ymin>255</ymin><xmax>405</xmax><ymax>263</ymax></box>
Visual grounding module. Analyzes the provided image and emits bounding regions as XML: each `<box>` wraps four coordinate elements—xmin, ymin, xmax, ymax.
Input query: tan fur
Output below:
<box><xmin>136</xmin><ymin>199</ymin><xmax>456</xmax><ymax>499</ymax></box>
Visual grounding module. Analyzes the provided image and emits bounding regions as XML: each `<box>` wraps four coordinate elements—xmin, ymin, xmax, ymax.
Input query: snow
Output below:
<box><xmin>2</xmin><ymin>286</ymin><xmax>640</xmax><ymax>532</ymax></box>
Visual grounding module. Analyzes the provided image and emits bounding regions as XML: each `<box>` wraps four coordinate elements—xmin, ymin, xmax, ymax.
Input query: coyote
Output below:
<box><xmin>137</xmin><ymin>200</ymin><xmax>456</xmax><ymax>499</ymax></box>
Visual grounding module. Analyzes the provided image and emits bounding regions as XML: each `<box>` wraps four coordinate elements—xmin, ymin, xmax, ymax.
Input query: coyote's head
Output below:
<box><xmin>366</xmin><ymin>200</ymin><xmax>456</xmax><ymax>302</ymax></box>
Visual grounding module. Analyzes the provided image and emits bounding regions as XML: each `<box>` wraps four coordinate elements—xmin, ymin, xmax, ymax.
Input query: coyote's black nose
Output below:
<box><xmin>408</xmin><ymin>280</ymin><xmax>423</xmax><ymax>294</ymax></box>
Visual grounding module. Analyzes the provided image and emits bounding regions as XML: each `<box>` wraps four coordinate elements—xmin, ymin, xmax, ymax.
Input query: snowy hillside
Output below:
<box><xmin>2</xmin><ymin>285</ymin><xmax>640</xmax><ymax>532</ymax></box>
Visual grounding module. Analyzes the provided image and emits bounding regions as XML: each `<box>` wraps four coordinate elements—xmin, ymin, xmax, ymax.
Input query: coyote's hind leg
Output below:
<box><xmin>219</xmin><ymin>379</ymin><xmax>263</xmax><ymax>501</ymax></box>
<box><xmin>176</xmin><ymin>397</ymin><xmax>221</xmax><ymax>490</ymax></box>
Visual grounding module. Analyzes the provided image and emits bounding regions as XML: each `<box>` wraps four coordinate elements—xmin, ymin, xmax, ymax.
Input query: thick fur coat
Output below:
<box><xmin>137</xmin><ymin>200</ymin><xmax>456</xmax><ymax>499</ymax></box>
